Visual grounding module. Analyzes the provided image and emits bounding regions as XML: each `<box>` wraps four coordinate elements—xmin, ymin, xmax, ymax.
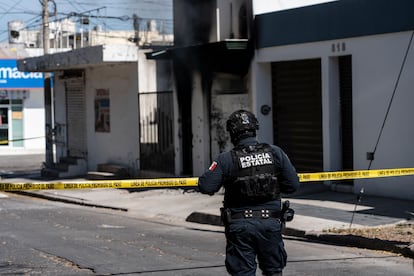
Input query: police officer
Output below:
<box><xmin>198</xmin><ymin>109</ymin><xmax>300</xmax><ymax>276</ymax></box>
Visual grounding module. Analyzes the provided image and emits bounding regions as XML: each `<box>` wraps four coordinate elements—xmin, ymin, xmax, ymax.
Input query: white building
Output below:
<box><xmin>156</xmin><ymin>0</ymin><xmax>413</xmax><ymax>200</ymax></box>
<box><xmin>8</xmin><ymin>18</ymin><xmax>173</xmax><ymax>51</ymax></box>
<box><xmin>18</xmin><ymin>44</ymin><xmax>174</xmax><ymax>178</ymax></box>
<box><xmin>0</xmin><ymin>44</ymin><xmax>46</xmax><ymax>154</ymax></box>
<box><xmin>17</xmin><ymin>0</ymin><xmax>414</xmax><ymax>200</ymax></box>
<box><xmin>14</xmin><ymin>16</ymin><xmax>174</xmax><ymax>177</ymax></box>
<box><xmin>249</xmin><ymin>0</ymin><xmax>414</xmax><ymax>200</ymax></box>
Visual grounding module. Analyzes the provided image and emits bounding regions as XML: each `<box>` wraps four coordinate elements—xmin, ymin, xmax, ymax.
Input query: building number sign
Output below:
<box><xmin>331</xmin><ymin>42</ymin><xmax>346</xmax><ymax>53</ymax></box>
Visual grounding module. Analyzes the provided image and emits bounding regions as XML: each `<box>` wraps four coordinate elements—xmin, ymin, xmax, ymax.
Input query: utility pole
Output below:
<box><xmin>42</xmin><ymin>0</ymin><xmax>54</xmax><ymax>168</ymax></box>
<box><xmin>133</xmin><ymin>14</ymin><xmax>140</xmax><ymax>46</ymax></box>
<box><xmin>42</xmin><ymin>0</ymin><xmax>50</xmax><ymax>53</ymax></box>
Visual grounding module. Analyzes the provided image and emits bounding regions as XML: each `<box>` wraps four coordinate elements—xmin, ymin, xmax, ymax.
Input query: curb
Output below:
<box><xmin>187</xmin><ymin>212</ymin><xmax>414</xmax><ymax>259</ymax></box>
<box><xmin>12</xmin><ymin>191</ymin><xmax>128</xmax><ymax>212</ymax></box>
<box><xmin>283</xmin><ymin>228</ymin><xmax>414</xmax><ymax>259</ymax></box>
<box><xmin>186</xmin><ymin>211</ymin><xmax>224</xmax><ymax>226</ymax></box>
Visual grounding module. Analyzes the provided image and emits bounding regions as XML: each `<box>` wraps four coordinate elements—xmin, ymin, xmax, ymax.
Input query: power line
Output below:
<box><xmin>0</xmin><ymin>0</ymin><xmax>173</xmax><ymax>42</ymax></box>
<box><xmin>368</xmin><ymin>30</ymin><xmax>414</xmax><ymax>170</ymax></box>
<box><xmin>0</xmin><ymin>0</ymin><xmax>25</xmax><ymax>21</ymax></box>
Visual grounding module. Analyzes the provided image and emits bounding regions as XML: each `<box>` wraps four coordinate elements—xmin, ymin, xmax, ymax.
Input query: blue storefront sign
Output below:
<box><xmin>0</xmin><ymin>59</ymin><xmax>44</xmax><ymax>89</ymax></box>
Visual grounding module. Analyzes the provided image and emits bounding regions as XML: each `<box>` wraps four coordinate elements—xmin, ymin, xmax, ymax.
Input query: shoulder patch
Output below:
<box><xmin>209</xmin><ymin>161</ymin><xmax>218</xmax><ymax>171</ymax></box>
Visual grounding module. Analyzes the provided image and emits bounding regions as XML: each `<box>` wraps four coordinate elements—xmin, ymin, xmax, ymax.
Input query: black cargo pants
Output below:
<box><xmin>224</xmin><ymin>217</ymin><xmax>287</xmax><ymax>276</ymax></box>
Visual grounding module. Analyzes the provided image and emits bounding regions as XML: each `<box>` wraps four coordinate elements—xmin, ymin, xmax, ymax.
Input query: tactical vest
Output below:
<box><xmin>224</xmin><ymin>143</ymin><xmax>280</xmax><ymax>208</ymax></box>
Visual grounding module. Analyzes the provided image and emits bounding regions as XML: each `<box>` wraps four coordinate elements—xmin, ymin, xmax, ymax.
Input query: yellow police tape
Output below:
<box><xmin>0</xmin><ymin>136</ymin><xmax>45</xmax><ymax>145</ymax></box>
<box><xmin>1</xmin><ymin>167</ymin><xmax>414</xmax><ymax>191</ymax></box>
<box><xmin>0</xmin><ymin>178</ymin><xmax>200</xmax><ymax>191</ymax></box>
<box><xmin>298</xmin><ymin>167</ymin><xmax>414</xmax><ymax>182</ymax></box>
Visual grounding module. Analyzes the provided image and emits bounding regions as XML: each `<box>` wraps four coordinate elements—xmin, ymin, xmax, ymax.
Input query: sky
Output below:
<box><xmin>0</xmin><ymin>0</ymin><xmax>173</xmax><ymax>43</ymax></box>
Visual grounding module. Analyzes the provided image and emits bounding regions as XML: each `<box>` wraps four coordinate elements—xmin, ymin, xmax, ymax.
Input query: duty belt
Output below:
<box><xmin>230</xmin><ymin>209</ymin><xmax>280</xmax><ymax>219</ymax></box>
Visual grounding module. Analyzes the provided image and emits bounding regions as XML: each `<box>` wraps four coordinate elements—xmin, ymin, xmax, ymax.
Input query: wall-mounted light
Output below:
<box><xmin>261</xmin><ymin>104</ymin><xmax>271</xmax><ymax>115</ymax></box>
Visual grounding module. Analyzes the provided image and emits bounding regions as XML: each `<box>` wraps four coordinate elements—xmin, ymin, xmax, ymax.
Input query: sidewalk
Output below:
<box><xmin>1</xmin><ymin>175</ymin><xmax>413</xmax><ymax>259</ymax></box>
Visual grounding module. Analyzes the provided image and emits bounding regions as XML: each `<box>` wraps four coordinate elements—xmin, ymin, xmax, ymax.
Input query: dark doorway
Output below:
<box><xmin>271</xmin><ymin>59</ymin><xmax>323</xmax><ymax>173</ymax></box>
<box><xmin>339</xmin><ymin>55</ymin><xmax>354</xmax><ymax>183</ymax></box>
<box><xmin>139</xmin><ymin>91</ymin><xmax>174</xmax><ymax>175</ymax></box>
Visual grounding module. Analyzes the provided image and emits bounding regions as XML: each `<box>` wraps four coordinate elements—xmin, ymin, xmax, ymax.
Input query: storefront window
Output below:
<box><xmin>12</xmin><ymin>101</ymin><xmax>23</xmax><ymax>147</ymax></box>
<box><xmin>0</xmin><ymin>91</ymin><xmax>25</xmax><ymax>147</ymax></box>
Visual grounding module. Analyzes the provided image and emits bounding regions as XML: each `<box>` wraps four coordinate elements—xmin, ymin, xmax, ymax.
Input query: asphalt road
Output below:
<box><xmin>0</xmin><ymin>192</ymin><xmax>413</xmax><ymax>276</ymax></box>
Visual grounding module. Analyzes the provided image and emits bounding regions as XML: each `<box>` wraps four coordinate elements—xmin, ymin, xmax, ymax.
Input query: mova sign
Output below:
<box><xmin>0</xmin><ymin>59</ymin><xmax>44</xmax><ymax>88</ymax></box>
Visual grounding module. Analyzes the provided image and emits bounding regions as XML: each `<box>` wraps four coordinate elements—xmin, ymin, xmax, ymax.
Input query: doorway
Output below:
<box><xmin>0</xmin><ymin>106</ymin><xmax>8</xmax><ymax>145</ymax></box>
<box><xmin>338</xmin><ymin>55</ymin><xmax>354</xmax><ymax>183</ymax></box>
<box><xmin>271</xmin><ymin>59</ymin><xmax>323</xmax><ymax>173</ymax></box>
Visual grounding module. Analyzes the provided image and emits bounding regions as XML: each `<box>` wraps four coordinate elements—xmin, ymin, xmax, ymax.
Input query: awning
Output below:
<box><xmin>17</xmin><ymin>44</ymin><xmax>139</xmax><ymax>72</ymax></box>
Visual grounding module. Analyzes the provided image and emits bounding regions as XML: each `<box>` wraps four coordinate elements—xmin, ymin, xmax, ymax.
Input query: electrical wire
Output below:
<box><xmin>367</xmin><ymin>30</ymin><xmax>414</xmax><ymax>170</ymax></box>
<box><xmin>351</xmin><ymin>33</ymin><xmax>413</xmax><ymax>225</ymax></box>
<box><xmin>0</xmin><ymin>0</ymin><xmax>173</xmax><ymax>41</ymax></box>
<box><xmin>0</xmin><ymin>0</ymin><xmax>25</xmax><ymax>21</ymax></box>
<box><xmin>0</xmin><ymin>0</ymin><xmax>42</xmax><ymax>42</ymax></box>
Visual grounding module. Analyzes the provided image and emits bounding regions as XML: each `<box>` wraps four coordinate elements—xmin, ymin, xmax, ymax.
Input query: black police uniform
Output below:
<box><xmin>199</xmin><ymin>136</ymin><xmax>300</xmax><ymax>276</ymax></box>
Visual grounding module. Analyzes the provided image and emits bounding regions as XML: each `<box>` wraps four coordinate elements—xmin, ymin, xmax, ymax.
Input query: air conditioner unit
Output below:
<box><xmin>8</xmin><ymin>21</ymin><xmax>26</xmax><ymax>44</ymax></box>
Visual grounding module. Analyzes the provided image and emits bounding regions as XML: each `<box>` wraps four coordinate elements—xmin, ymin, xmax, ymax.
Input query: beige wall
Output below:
<box><xmin>86</xmin><ymin>64</ymin><xmax>140</xmax><ymax>175</ymax></box>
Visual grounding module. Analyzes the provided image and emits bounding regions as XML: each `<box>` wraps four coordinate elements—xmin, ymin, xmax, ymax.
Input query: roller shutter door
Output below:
<box><xmin>65</xmin><ymin>75</ymin><xmax>87</xmax><ymax>158</ymax></box>
<box><xmin>271</xmin><ymin>59</ymin><xmax>323</xmax><ymax>173</ymax></box>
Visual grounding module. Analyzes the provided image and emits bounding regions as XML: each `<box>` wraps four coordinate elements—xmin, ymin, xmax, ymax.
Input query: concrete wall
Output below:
<box><xmin>191</xmin><ymin>72</ymin><xmax>250</xmax><ymax>176</ymax></box>
<box><xmin>23</xmin><ymin>88</ymin><xmax>45</xmax><ymax>149</ymax></box>
<box><xmin>138</xmin><ymin>51</ymin><xmax>157</xmax><ymax>92</ymax></box>
<box><xmin>216</xmin><ymin>0</ymin><xmax>251</xmax><ymax>40</ymax></box>
<box><xmin>191</xmin><ymin>72</ymin><xmax>210</xmax><ymax>176</ymax></box>
<box><xmin>0</xmin><ymin>45</ymin><xmax>45</xmax><ymax>153</ymax></box>
<box><xmin>253</xmin><ymin>31</ymin><xmax>414</xmax><ymax>200</ymax></box>
<box><xmin>85</xmin><ymin>63</ymin><xmax>140</xmax><ymax>175</ymax></box>
<box><xmin>54</xmin><ymin>63</ymin><xmax>140</xmax><ymax>174</ymax></box>
<box><xmin>174</xmin><ymin>0</ymin><xmax>251</xmax><ymax>45</ymax></box>
<box><xmin>53</xmin><ymin>75</ymin><xmax>67</xmax><ymax>159</ymax></box>
<box><xmin>351</xmin><ymin>32</ymin><xmax>414</xmax><ymax>199</ymax></box>
<box><xmin>250</xmin><ymin>62</ymin><xmax>272</xmax><ymax>144</ymax></box>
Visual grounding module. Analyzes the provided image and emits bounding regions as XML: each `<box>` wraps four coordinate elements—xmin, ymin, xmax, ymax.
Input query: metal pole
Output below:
<box><xmin>43</xmin><ymin>0</ymin><xmax>54</xmax><ymax>167</ymax></box>
<box><xmin>43</xmin><ymin>0</ymin><xmax>50</xmax><ymax>53</ymax></box>
<box><xmin>349</xmin><ymin>188</ymin><xmax>364</xmax><ymax>229</ymax></box>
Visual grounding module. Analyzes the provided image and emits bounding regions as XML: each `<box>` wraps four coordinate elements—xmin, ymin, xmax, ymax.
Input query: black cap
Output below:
<box><xmin>226</xmin><ymin>109</ymin><xmax>259</xmax><ymax>144</ymax></box>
